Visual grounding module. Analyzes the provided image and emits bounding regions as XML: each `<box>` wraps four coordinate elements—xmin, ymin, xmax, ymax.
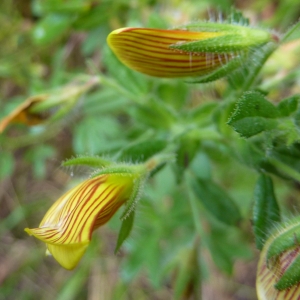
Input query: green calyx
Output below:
<box><xmin>266</xmin><ymin>217</ymin><xmax>300</xmax><ymax>264</ymax></box>
<box><xmin>62</xmin><ymin>152</ymin><xmax>176</xmax><ymax>220</ymax></box>
<box><xmin>171</xmin><ymin>23</ymin><xmax>274</xmax><ymax>53</ymax></box>
<box><xmin>264</xmin><ymin>216</ymin><xmax>300</xmax><ymax>290</ymax></box>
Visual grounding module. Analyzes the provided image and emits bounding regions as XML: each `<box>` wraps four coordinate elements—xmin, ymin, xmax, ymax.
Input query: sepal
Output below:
<box><xmin>172</xmin><ymin>23</ymin><xmax>273</xmax><ymax>53</ymax></box>
<box><xmin>257</xmin><ymin>216</ymin><xmax>300</xmax><ymax>299</ymax></box>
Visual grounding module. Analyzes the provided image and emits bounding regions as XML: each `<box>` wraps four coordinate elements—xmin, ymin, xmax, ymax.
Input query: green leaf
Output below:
<box><xmin>253</xmin><ymin>174</ymin><xmax>281</xmax><ymax>250</ymax></box>
<box><xmin>277</xmin><ymin>95</ymin><xmax>299</xmax><ymax>117</ymax></box>
<box><xmin>226</xmin><ymin>8</ymin><xmax>250</xmax><ymax>25</ymax></box>
<box><xmin>156</xmin><ymin>80</ymin><xmax>188</xmax><ymax>110</ymax></box>
<box><xmin>228</xmin><ymin>91</ymin><xmax>279</xmax><ymax>138</ymax></box>
<box><xmin>115</xmin><ymin>211</ymin><xmax>135</xmax><ymax>254</ymax></box>
<box><xmin>73</xmin><ymin>5</ymin><xmax>111</xmax><ymax>30</ymax></box>
<box><xmin>205</xmin><ymin>223</ymin><xmax>252</xmax><ymax>274</ymax></box>
<box><xmin>117</xmin><ymin>139</ymin><xmax>167</xmax><ymax>162</ymax></box>
<box><xmin>73</xmin><ymin>117</ymin><xmax>124</xmax><ymax>155</ymax></box>
<box><xmin>62</xmin><ymin>155</ymin><xmax>112</xmax><ymax>168</ymax></box>
<box><xmin>189</xmin><ymin>102</ymin><xmax>218</xmax><ymax>125</ymax></box>
<box><xmin>206</xmin><ymin>235</ymin><xmax>234</xmax><ymax>274</ymax></box>
<box><xmin>32</xmin><ymin>14</ymin><xmax>73</xmax><ymax>46</ymax></box>
<box><xmin>174</xmin><ymin>134</ymin><xmax>200</xmax><ymax>182</ymax></box>
<box><xmin>269</xmin><ymin>144</ymin><xmax>300</xmax><ymax>175</ymax></box>
<box><xmin>190</xmin><ymin>176</ymin><xmax>241</xmax><ymax>226</ymax></box>
<box><xmin>190</xmin><ymin>152</ymin><xmax>212</xmax><ymax>180</ymax></box>
<box><xmin>82</xmin><ymin>27</ymin><xmax>110</xmax><ymax>56</ymax></box>
<box><xmin>83</xmin><ymin>88</ymin><xmax>129</xmax><ymax>116</ymax></box>
<box><xmin>231</xmin><ymin>139</ymin><xmax>294</xmax><ymax>179</ymax></box>
<box><xmin>133</xmin><ymin>99</ymin><xmax>177</xmax><ymax>129</ymax></box>
<box><xmin>277</xmin><ymin>121</ymin><xmax>300</xmax><ymax>146</ymax></box>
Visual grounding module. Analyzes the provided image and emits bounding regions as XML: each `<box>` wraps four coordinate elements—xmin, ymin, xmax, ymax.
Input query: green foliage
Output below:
<box><xmin>253</xmin><ymin>174</ymin><xmax>281</xmax><ymax>250</ymax></box>
<box><xmin>205</xmin><ymin>224</ymin><xmax>253</xmax><ymax>274</ymax></box>
<box><xmin>190</xmin><ymin>175</ymin><xmax>241</xmax><ymax>226</ymax></box>
<box><xmin>117</xmin><ymin>139</ymin><xmax>167</xmax><ymax>162</ymax></box>
<box><xmin>228</xmin><ymin>91</ymin><xmax>300</xmax><ymax>139</ymax></box>
<box><xmin>277</xmin><ymin>95</ymin><xmax>298</xmax><ymax>116</ymax></box>
<box><xmin>115</xmin><ymin>211</ymin><xmax>135</xmax><ymax>254</ymax></box>
<box><xmin>62</xmin><ymin>155</ymin><xmax>112</xmax><ymax>168</ymax></box>
<box><xmin>228</xmin><ymin>91</ymin><xmax>280</xmax><ymax>138</ymax></box>
<box><xmin>1</xmin><ymin>0</ymin><xmax>300</xmax><ymax>299</ymax></box>
<box><xmin>173</xmin><ymin>23</ymin><xmax>272</xmax><ymax>52</ymax></box>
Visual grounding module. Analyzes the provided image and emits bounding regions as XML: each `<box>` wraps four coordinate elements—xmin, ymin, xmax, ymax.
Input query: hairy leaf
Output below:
<box><xmin>191</xmin><ymin>176</ymin><xmax>241</xmax><ymax>226</ymax></box>
<box><xmin>228</xmin><ymin>91</ymin><xmax>279</xmax><ymax>137</ymax></box>
<box><xmin>253</xmin><ymin>174</ymin><xmax>281</xmax><ymax>250</ymax></box>
<box><xmin>115</xmin><ymin>211</ymin><xmax>135</xmax><ymax>254</ymax></box>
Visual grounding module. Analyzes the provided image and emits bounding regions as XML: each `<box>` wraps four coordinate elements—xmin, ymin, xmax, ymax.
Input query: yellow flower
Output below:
<box><xmin>107</xmin><ymin>27</ymin><xmax>227</xmax><ymax>78</ymax></box>
<box><xmin>256</xmin><ymin>218</ymin><xmax>300</xmax><ymax>299</ymax></box>
<box><xmin>107</xmin><ymin>25</ymin><xmax>272</xmax><ymax>79</ymax></box>
<box><xmin>25</xmin><ymin>172</ymin><xmax>139</xmax><ymax>270</ymax></box>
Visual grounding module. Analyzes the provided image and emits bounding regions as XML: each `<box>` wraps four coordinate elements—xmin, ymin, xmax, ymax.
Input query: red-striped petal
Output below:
<box><xmin>25</xmin><ymin>173</ymin><xmax>136</xmax><ymax>269</ymax></box>
<box><xmin>107</xmin><ymin>27</ymin><xmax>232</xmax><ymax>78</ymax></box>
<box><xmin>257</xmin><ymin>243</ymin><xmax>300</xmax><ymax>299</ymax></box>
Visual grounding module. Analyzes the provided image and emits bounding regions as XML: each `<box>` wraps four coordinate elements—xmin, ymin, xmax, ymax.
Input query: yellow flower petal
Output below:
<box><xmin>107</xmin><ymin>27</ymin><xmax>230</xmax><ymax>78</ymax></box>
<box><xmin>25</xmin><ymin>227</ymin><xmax>89</xmax><ymax>270</ymax></box>
<box><xmin>46</xmin><ymin>242</ymin><xmax>89</xmax><ymax>270</ymax></box>
<box><xmin>25</xmin><ymin>173</ymin><xmax>137</xmax><ymax>269</ymax></box>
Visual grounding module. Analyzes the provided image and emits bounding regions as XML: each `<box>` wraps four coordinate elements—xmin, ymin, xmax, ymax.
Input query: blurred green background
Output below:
<box><xmin>1</xmin><ymin>0</ymin><xmax>300</xmax><ymax>299</ymax></box>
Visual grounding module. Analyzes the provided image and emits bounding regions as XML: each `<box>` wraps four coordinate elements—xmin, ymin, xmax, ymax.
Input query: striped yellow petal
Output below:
<box><xmin>257</xmin><ymin>243</ymin><xmax>300</xmax><ymax>300</ymax></box>
<box><xmin>107</xmin><ymin>27</ymin><xmax>231</xmax><ymax>78</ymax></box>
<box><xmin>25</xmin><ymin>173</ymin><xmax>136</xmax><ymax>270</ymax></box>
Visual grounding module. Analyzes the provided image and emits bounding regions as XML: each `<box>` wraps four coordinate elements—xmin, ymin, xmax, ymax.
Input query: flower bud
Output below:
<box><xmin>107</xmin><ymin>23</ymin><xmax>274</xmax><ymax>79</ymax></box>
<box><xmin>25</xmin><ymin>170</ymin><xmax>143</xmax><ymax>270</ymax></box>
<box><xmin>256</xmin><ymin>217</ymin><xmax>300</xmax><ymax>299</ymax></box>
